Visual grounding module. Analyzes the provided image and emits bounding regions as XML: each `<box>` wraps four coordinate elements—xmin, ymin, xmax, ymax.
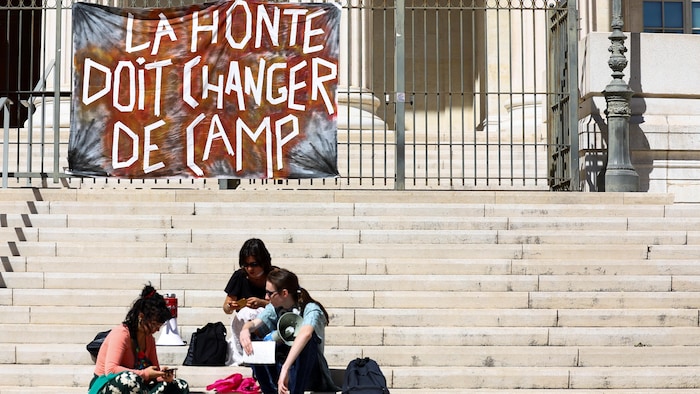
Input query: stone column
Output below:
<box><xmin>30</xmin><ymin>3</ymin><xmax>72</xmax><ymax>128</ymax></box>
<box><xmin>337</xmin><ymin>2</ymin><xmax>386</xmax><ymax>132</ymax></box>
<box><xmin>502</xmin><ymin>6</ymin><xmax>548</xmax><ymax>143</ymax></box>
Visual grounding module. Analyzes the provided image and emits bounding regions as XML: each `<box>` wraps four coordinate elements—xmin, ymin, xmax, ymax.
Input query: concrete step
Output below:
<box><xmin>529</xmin><ymin>291</ymin><xmax>700</xmax><ymax>309</ymax></box>
<box><xmin>10</xmin><ymin>343</ymin><xmax>700</xmax><ymax>369</ymax></box>
<box><xmin>2</xmin><ymin>187</ymin><xmax>699</xmax><ymax>393</ymax></box>
<box><xmin>17</xmin><ymin>227</ymin><xmax>362</xmax><ymax>244</ymax></box>
<box><xmin>343</xmin><ymin>243</ymin><xmax>649</xmax><ymax>260</ymax></box>
<box><xmin>0</xmin><ymin>188</ymin><xmax>675</xmax><ymax>206</ymax></box>
<box><xmin>9</xmin><ymin>322</ymin><xmax>699</xmax><ymax>347</ymax></box>
<box><xmin>395</xmin><ymin>366</ymin><xmax>700</xmax><ymax>389</ymax></box>
<box><xmin>6</xmin><ymin>240</ymin><xmax>347</xmax><ymax>258</ymax></box>
<box><xmin>3</xmin><ymin>240</ymin><xmax>655</xmax><ymax>260</ymax></box>
<box><xmin>512</xmin><ymin>258</ymin><xmax>700</xmax><ymax>275</ymax></box>
<box><xmin>4</xmin><ymin>363</ymin><xmax>700</xmax><ymax>390</ymax></box>
<box><xmin>649</xmin><ymin>245</ymin><xmax>700</xmax><ymax>259</ymax></box>
<box><xmin>5</xmin><ymin>272</ymin><xmax>532</xmax><ymax>291</ymax></box>
<box><xmin>13</xmin><ymin>213</ymin><xmax>689</xmax><ymax>234</ymax></box>
<box><xmin>19</xmin><ymin>256</ymin><xmax>369</xmax><ymax>274</ymax></box>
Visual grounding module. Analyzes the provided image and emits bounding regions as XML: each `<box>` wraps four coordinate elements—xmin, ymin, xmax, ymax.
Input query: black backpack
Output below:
<box><xmin>342</xmin><ymin>357</ymin><xmax>390</xmax><ymax>394</ymax></box>
<box><xmin>86</xmin><ymin>330</ymin><xmax>111</xmax><ymax>360</ymax></box>
<box><xmin>183</xmin><ymin>322</ymin><xmax>227</xmax><ymax>366</ymax></box>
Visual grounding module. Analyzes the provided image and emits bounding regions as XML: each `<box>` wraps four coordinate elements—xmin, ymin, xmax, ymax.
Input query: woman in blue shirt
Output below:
<box><xmin>239</xmin><ymin>268</ymin><xmax>338</xmax><ymax>394</ymax></box>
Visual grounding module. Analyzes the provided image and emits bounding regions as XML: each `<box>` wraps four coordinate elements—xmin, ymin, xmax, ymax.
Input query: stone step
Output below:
<box><xmin>9</xmin><ymin>286</ymin><xmax>700</xmax><ymax>310</ymax></box>
<box><xmin>529</xmin><ymin>291</ymin><xmax>700</xmax><ymax>309</ymax></box>
<box><xmin>343</xmin><ymin>243</ymin><xmax>649</xmax><ymax>260</ymax></box>
<box><xmin>396</xmin><ymin>366</ymin><xmax>700</xmax><ymax>389</ymax></box>
<box><xmin>14</xmin><ymin>227</ymin><xmax>689</xmax><ymax>246</ymax></box>
<box><xmin>0</xmin><ymin>188</ymin><xmax>674</xmax><ymax>205</ymax></box>
<box><xmin>17</xmin><ymin>227</ymin><xmax>362</xmax><ymax>244</ymax></box>
<box><xmin>2</xmin><ymin>240</ymin><xmax>656</xmax><ymax>260</ymax></box>
<box><xmin>3</xmin><ymin>272</ymin><xmax>550</xmax><ymax>291</ymax></box>
<box><xmin>32</xmin><ymin>255</ymin><xmax>674</xmax><ymax>277</ymax></box>
<box><xmin>9</xmin><ymin>343</ymin><xmax>700</xmax><ymax>369</ymax></box>
<box><xmin>4</xmin><ymin>364</ymin><xmax>700</xmax><ymax>390</ymax></box>
<box><xmin>1</xmin><ymin>187</ymin><xmax>697</xmax><ymax>393</ymax></box>
<box><xmin>7</xmin><ymin>305</ymin><xmax>694</xmax><ymax>328</ymax></box>
<box><xmin>512</xmin><ymin>258</ymin><xmax>700</xmax><ymax>275</ymax></box>
<box><xmin>4</xmin><ymin>324</ymin><xmax>697</xmax><ymax>347</ymax></box>
<box><xmin>7</xmin><ymin>241</ymin><xmax>348</xmax><ymax>258</ymax></box>
<box><xmin>2</xmin><ymin>288</ymin><xmax>363</xmax><ymax>309</ymax></box>
<box><xmin>0</xmin><ymin>213</ymin><xmax>339</xmax><ymax>230</ymax></box>
<box><xmin>649</xmin><ymin>244</ymin><xmax>700</xmax><ymax>259</ymax></box>
<box><xmin>18</xmin><ymin>256</ymin><xmax>371</xmax><ymax>274</ymax></box>
<box><xmin>12</xmin><ymin>213</ymin><xmax>692</xmax><ymax>234</ymax></box>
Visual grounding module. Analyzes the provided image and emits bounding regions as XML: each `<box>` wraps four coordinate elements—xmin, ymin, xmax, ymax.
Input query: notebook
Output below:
<box><xmin>241</xmin><ymin>341</ymin><xmax>276</xmax><ymax>364</ymax></box>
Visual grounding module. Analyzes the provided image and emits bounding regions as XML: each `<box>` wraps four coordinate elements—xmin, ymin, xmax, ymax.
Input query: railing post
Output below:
<box><xmin>603</xmin><ymin>0</ymin><xmax>638</xmax><ymax>192</ymax></box>
<box><xmin>1</xmin><ymin>98</ymin><xmax>12</xmax><ymax>189</ymax></box>
<box><xmin>393</xmin><ymin>0</ymin><xmax>406</xmax><ymax>190</ymax></box>
<box><xmin>53</xmin><ymin>0</ymin><xmax>64</xmax><ymax>184</ymax></box>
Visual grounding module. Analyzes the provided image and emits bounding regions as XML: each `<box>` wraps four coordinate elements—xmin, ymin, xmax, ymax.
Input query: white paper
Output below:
<box><xmin>242</xmin><ymin>341</ymin><xmax>276</xmax><ymax>364</ymax></box>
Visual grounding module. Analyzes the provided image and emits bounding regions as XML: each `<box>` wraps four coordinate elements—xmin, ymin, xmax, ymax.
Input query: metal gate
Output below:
<box><xmin>546</xmin><ymin>0</ymin><xmax>579</xmax><ymax>191</ymax></box>
<box><xmin>0</xmin><ymin>0</ymin><xmax>579</xmax><ymax>190</ymax></box>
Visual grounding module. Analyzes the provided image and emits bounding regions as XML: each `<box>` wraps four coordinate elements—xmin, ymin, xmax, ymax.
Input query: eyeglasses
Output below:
<box><xmin>265</xmin><ymin>289</ymin><xmax>278</xmax><ymax>297</ymax></box>
<box><xmin>242</xmin><ymin>262</ymin><xmax>260</xmax><ymax>268</ymax></box>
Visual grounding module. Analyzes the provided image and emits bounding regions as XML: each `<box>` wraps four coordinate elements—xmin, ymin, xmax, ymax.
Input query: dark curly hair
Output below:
<box><xmin>123</xmin><ymin>283</ymin><xmax>172</xmax><ymax>339</ymax></box>
<box><xmin>239</xmin><ymin>238</ymin><xmax>273</xmax><ymax>273</ymax></box>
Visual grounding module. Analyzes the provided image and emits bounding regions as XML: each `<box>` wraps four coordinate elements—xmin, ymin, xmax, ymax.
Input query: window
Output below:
<box><xmin>643</xmin><ymin>0</ymin><xmax>700</xmax><ymax>33</ymax></box>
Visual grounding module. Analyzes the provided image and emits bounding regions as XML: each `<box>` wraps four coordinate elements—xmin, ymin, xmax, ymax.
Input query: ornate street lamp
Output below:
<box><xmin>603</xmin><ymin>0</ymin><xmax>639</xmax><ymax>191</ymax></box>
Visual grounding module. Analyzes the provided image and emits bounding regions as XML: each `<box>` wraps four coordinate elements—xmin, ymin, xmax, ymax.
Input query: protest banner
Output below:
<box><xmin>70</xmin><ymin>0</ymin><xmax>340</xmax><ymax>179</ymax></box>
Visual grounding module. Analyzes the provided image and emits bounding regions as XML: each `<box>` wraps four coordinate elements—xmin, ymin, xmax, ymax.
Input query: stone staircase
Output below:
<box><xmin>2</xmin><ymin>187</ymin><xmax>700</xmax><ymax>393</ymax></box>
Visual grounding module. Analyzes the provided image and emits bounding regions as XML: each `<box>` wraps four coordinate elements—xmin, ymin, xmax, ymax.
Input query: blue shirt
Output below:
<box><xmin>258</xmin><ymin>302</ymin><xmax>327</xmax><ymax>353</ymax></box>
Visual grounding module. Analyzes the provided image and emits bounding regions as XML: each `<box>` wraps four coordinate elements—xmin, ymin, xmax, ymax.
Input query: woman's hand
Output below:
<box><xmin>223</xmin><ymin>296</ymin><xmax>238</xmax><ymax>314</ymax></box>
<box><xmin>277</xmin><ymin>365</ymin><xmax>290</xmax><ymax>394</ymax></box>
<box><xmin>144</xmin><ymin>366</ymin><xmax>165</xmax><ymax>382</ymax></box>
<box><xmin>246</xmin><ymin>297</ymin><xmax>267</xmax><ymax>309</ymax></box>
<box><xmin>162</xmin><ymin>367</ymin><xmax>176</xmax><ymax>383</ymax></box>
<box><xmin>239</xmin><ymin>325</ymin><xmax>253</xmax><ymax>355</ymax></box>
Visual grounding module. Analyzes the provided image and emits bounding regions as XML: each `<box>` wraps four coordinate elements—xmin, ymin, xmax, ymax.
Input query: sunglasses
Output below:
<box><xmin>265</xmin><ymin>289</ymin><xmax>278</xmax><ymax>297</ymax></box>
<box><xmin>242</xmin><ymin>262</ymin><xmax>260</xmax><ymax>268</ymax></box>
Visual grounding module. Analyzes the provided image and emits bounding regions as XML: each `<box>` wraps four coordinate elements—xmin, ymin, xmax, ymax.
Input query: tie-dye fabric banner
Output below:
<box><xmin>70</xmin><ymin>1</ymin><xmax>340</xmax><ymax>179</ymax></box>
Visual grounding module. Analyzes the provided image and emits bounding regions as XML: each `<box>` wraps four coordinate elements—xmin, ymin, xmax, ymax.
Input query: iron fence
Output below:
<box><xmin>0</xmin><ymin>0</ymin><xmax>579</xmax><ymax>190</ymax></box>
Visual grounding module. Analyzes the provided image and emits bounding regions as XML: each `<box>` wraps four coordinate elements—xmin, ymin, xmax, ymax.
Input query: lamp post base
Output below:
<box><xmin>605</xmin><ymin>168</ymin><xmax>639</xmax><ymax>192</ymax></box>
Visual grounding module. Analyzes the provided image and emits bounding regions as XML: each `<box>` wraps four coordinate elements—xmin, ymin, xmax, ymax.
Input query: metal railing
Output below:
<box><xmin>0</xmin><ymin>0</ymin><xmax>579</xmax><ymax>191</ymax></box>
<box><xmin>1</xmin><ymin>97</ymin><xmax>12</xmax><ymax>188</ymax></box>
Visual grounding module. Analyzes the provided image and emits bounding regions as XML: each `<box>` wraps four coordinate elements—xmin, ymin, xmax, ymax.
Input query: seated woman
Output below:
<box><xmin>239</xmin><ymin>268</ymin><xmax>339</xmax><ymax>394</ymax></box>
<box><xmin>223</xmin><ymin>238</ymin><xmax>275</xmax><ymax>366</ymax></box>
<box><xmin>89</xmin><ymin>284</ymin><xmax>189</xmax><ymax>394</ymax></box>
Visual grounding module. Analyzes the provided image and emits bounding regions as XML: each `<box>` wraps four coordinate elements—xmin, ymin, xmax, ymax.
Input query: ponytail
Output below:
<box><xmin>123</xmin><ymin>283</ymin><xmax>171</xmax><ymax>338</ymax></box>
<box><xmin>268</xmin><ymin>268</ymin><xmax>330</xmax><ymax>325</ymax></box>
<box><xmin>297</xmin><ymin>286</ymin><xmax>330</xmax><ymax>324</ymax></box>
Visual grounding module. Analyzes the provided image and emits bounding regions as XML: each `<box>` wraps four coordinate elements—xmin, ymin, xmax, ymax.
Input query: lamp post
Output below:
<box><xmin>603</xmin><ymin>0</ymin><xmax>639</xmax><ymax>191</ymax></box>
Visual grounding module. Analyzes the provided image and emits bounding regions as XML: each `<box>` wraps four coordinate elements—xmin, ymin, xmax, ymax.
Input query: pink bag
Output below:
<box><xmin>205</xmin><ymin>373</ymin><xmax>261</xmax><ymax>394</ymax></box>
<box><xmin>236</xmin><ymin>377</ymin><xmax>261</xmax><ymax>394</ymax></box>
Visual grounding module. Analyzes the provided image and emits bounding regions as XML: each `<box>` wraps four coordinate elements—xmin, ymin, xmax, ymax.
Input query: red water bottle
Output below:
<box><xmin>164</xmin><ymin>293</ymin><xmax>178</xmax><ymax>319</ymax></box>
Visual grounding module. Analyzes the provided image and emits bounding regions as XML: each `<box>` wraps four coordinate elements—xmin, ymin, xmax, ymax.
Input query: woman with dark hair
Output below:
<box><xmin>239</xmin><ymin>268</ymin><xmax>338</xmax><ymax>394</ymax></box>
<box><xmin>223</xmin><ymin>238</ymin><xmax>275</xmax><ymax>366</ymax></box>
<box><xmin>89</xmin><ymin>284</ymin><xmax>189</xmax><ymax>394</ymax></box>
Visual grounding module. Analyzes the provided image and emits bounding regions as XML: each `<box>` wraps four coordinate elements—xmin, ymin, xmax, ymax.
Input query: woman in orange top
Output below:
<box><xmin>89</xmin><ymin>284</ymin><xmax>189</xmax><ymax>394</ymax></box>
